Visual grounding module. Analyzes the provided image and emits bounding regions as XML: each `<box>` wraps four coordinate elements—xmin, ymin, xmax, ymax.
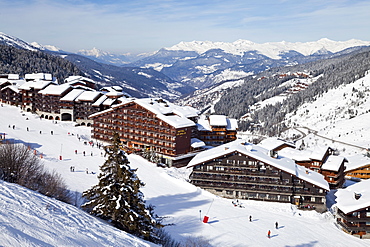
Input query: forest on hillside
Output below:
<box><xmin>214</xmin><ymin>47</ymin><xmax>370</xmax><ymax>136</ymax></box>
<box><xmin>0</xmin><ymin>44</ymin><xmax>83</xmax><ymax>82</ymax></box>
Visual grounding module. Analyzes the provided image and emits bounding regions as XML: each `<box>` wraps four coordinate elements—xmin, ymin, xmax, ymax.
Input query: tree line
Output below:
<box><xmin>0</xmin><ymin>44</ymin><xmax>83</xmax><ymax>82</ymax></box>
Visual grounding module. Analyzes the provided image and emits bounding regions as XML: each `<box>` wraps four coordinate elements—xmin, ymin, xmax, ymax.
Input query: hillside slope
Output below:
<box><xmin>0</xmin><ymin>180</ymin><xmax>155</xmax><ymax>247</ymax></box>
<box><xmin>0</xmin><ymin>104</ymin><xmax>369</xmax><ymax>246</ymax></box>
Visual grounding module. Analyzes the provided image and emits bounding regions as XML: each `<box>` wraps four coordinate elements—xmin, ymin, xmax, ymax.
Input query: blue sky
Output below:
<box><xmin>1</xmin><ymin>0</ymin><xmax>370</xmax><ymax>54</ymax></box>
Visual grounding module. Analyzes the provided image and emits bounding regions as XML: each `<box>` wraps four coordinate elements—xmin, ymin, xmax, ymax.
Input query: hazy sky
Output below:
<box><xmin>1</xmin><ymin>0</ymin><xmax>370</xmax><ymax>54</ymax></box>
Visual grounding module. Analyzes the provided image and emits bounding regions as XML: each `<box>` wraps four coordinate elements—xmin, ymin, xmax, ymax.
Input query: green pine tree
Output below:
<box><xmin>82</xmin><ymin>133</ymin><xmax>161</xmax><ymax>241</ymax></box>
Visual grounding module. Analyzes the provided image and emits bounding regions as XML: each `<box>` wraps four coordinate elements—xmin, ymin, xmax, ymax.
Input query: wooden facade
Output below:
<box><xmin>336</xmin><ymin>207</ymin><xmax>370</xmax><ymax>237</ymax></box>
<box><xmin>345</xmin><ymin>165</ymin><xmax>370</xmax><ymax>180</ymax></box>
<box><xmin>197</xmin><ymin>115</ymin><xmax>238</xmax><ymax>147</ymax></box>
<box><xmin>278</xmin><ymin>145</ymin><xmax>346</xmax><ymax>189</ymax></box>
<box><xmin>187</xmin><ymin>141</ymin><xmax>329</xmax><ymax>211</ymax></box>
<box><xmin>335</xmin><ymin>180</ymin><xmax>370</xmax><ymax>238</ymax></box>
<box><xmin>0</xmin><ymin>86</ymin><xmax>21</xmax><ymax>106</ymax></box>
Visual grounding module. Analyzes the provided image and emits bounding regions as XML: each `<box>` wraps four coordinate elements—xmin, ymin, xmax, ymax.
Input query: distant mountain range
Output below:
<box><xmin>1</xmin><ymin>31</ymin><xmax>370</xmax><ymax>104</ymax></box>
<box><xmin>128</xmin><ymin>39</ymin><xmax>370</xmax><ymax>89</ymax></box>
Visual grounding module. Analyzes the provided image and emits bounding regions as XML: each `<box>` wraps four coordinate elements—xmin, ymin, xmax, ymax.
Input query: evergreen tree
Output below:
<box><xmin>82</xmin><ymin>133</ymin><xmax>161</xmax><ymax>241</ymax></box>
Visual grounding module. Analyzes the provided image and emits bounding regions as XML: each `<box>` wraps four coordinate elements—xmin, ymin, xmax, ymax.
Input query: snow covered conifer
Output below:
<box><xmin>82</xmin><ymin>133</ymin><xmax>160</xmax><ymax>241</ymax></box>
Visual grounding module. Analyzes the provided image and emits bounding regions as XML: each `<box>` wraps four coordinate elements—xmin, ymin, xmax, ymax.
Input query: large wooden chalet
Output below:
<box><xmin>0</xmin><ymin>74</ymin><xmax>23</xmax><ymax>106</ymax></box>
<box><xmin>270</xmin><ymin>140</ymin><xmax>346</xmax><ymax>189</ymax></box>
<box><xmin>335</xmin><ymin>179</ymin><xmax>370</xmax><ymax>238</ymax></box>
<box><xmin>89</xmin><ymin>98</ymin><xmax>202</xmax><ymax>167</ymax></box>
<box><xmin>187</xmin><ymin>140</ymin><xmax>330</xmax><ymax>211</ymax></box>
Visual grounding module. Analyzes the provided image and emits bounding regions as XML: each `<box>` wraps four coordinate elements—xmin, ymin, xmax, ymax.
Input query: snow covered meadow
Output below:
<box><xmin>0</xmin><ymin>104</ymin><xmax>369</xmax><ymax>246</ymax></box>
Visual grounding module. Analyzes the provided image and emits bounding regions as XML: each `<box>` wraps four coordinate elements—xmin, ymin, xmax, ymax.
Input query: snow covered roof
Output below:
<box><xmin>191</xmin><ymin>138</ymin><xmax>206</xmax><ymax>148</ymax></box>
<box><xmin>64</xmin><ymin>76</ymin><xmax>95</xmax><ymax>85</ymax></box>
<box><xmin>197</xmin><ymin>115</ymin><xmax>238</xmax><ymax>131</ymax></box>
<box><xmin>278</xmin><ymin>147</ymin><xmax>312</xmax><ymax>162</ymax></box>
<box><xmin>60</xmin><ymin>89</ymin><xmax>85</xmax><ymax>102</ymax></box>
<box><xmin>345</xmin><ymin>154</ymin><xmax>370</xmax><ymax>172</ymax></box>
<box><xmin>187</xmin><ymin>140</ymin><xmax>329</xmax><ymax>191</ymax></box>
<box><xmin>90</xmin><ymin>98</ymin><xmax>198</xmax><ymax>129</ymax></box>
<box><xmin>102</xmin><ymin>98</ymin><xmax>116</xmax><ymax>106</ymax></box>
<box><xmin>259</xmin><ymin>137</ymin><xmax>296</xmax><ymax>151</ymax></box>
<box><xmin>25</xmin><ymin>73</ymin><xmax>52</xmax><ymax>81</ymax></box>
<box><xmin>310</xmin><ymin>146</ymin><xmax>329</xmax><ymax>161</ymax></box>
<box><xmin>209</xmin><ymin>115</ymin><xmax>227</xmax><ymax>126</ymax></box>
<box><xmin>76</xmin><ymin>91</ymin><xmax>101</xmax><ymax>102</ymax></box>
<box><xmin>335</xmin><ymin>179</ymin><xmax>370</xmax><ymax>214</ymax></box>
<box><xmin>5</xmin><ymin>74</ymin><xmax>19</xmax><ymax>80</ymax></box>
<box><xmin>135</xmin><ymin>98</ymin><xmax>198</xmax><ymax>128</ymax></box>
<box><xmin>197</xmin><ymin>116</ymin><xmax>212</xmax><ymax>131</ymax></box>
<box><xmin>227</xmin><ymin>118</ymin><xmax>238</xmax><ymax>131</ymax></box>
<box><xmin>39</xmin><ymin>84</ymin><xmax>71</xmax><ymax>96</ymax></box>
<box><xmin>100</xmin><ymin>86</ymin><xmax>123</xmax><ymax>92</ymax></box>
<box><xmin>92</xmin><ymin>95</ymin><xmax>107</xmax><ymax>107</ymax></box>
<box><xmin>1</xmin><ymin>85</ymin><xmax>19</xmax><ymax>93</ymax></box>
<box><xmin>18</xmin><ymin>80</ymin><xmax>56</xmax><ymax>90</ymax></box>
<box><xmin>321</xmin><ymin>155</ymin><xmax>346</xmax><ymax>172</ymax></box>
<box><xmin>0</xmin><ymin>79</ymin><xmax>25</xmax><ymax>88</ymax></box>
<box><xmin>106</xmin><ymin>91</ymin><xmax>124</xmax><ymax>97</ymax></box>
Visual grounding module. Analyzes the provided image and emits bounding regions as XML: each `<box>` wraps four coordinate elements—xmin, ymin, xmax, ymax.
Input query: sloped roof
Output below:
<box><xmin>278</xmin><ymin>147</ymin><xmax>312</xmax><ymax>162</ymax></box>
<box><xmin>60</xmin><ymin>89</ymin><xmax>85</xmax><ymax>102</ymax></box>
<box><xmin>19</xmin><ymin>79</ymin><xmax>56</xmax><ymax>90</ymax></box>
<box><xmin>1</xmin><ymin>85</ymin><xmax>19</xmax><ymax>93</ymax></box>
<box><xmin>310</xmin><ymin>145</ymin><xmax>329</xmax><ymax>161</ymax></box>
<box><xmin>191</xmin><ymin>138</ymin><xmax>206</xmax><ymax>148</ymax></box>
<box><xmin>345</xmin><ymin>154</ymin><xmax>370</xmax><ymax>172</ymax></box>
<box><xmin>259</xmin><ymin>137</ymin><xmax>296</xmax><ymax>151</ymax></box>
<box><xmin>321</xmin><ymin>155</ymin><xmax>346</xmax><ymax>172</ymax></box>
<box><xmin>39</xmin><ymin>84</ymin><xmax>71</xmax><ymax>96</ymax></box>
<box><xmin>335</xmin><ymin>179</ymin><xmax>370</xmax><ymax>214</ymax></box>
<box><xmin>187</xmin><ymin>140</ymin><xmax>329</xmax><ymax>191</ymax></box>
<box><xmin>92</xmin><ymin>95</ymin><xmax>107</xmax><ymax>107</ymax></box>
<box><xmin>76</xmin><ymin>91</ymin><xmax>101</xmax><ymax>102</ymax></box>
<box><xmin>197</xmin><ymin>115</ymin><xmax>238</xmax><ymax>131</ymax></box>
<box><xmin>209</xmin><ymin>115</ymin><xmax>227</xmax><ymax>126</ymax></box>
<box><xmin>89</xmin><ymin>98</ymin><xmax>198</xmax><ymax>129</ymax></box>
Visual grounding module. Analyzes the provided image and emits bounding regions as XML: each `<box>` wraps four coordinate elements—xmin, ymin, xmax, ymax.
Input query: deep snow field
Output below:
<box><xmin>0</xmin><ymin>104</ymin><xmax>369</xmax><ymax>247</ymax></box>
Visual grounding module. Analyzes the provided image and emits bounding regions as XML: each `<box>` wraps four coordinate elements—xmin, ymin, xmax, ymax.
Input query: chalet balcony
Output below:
<box><xmin>192</xmin><ymin>181</ymin><xmax>293</xmax><ymax>194</ymax></box>
<box><xmin>336</xmin><ymin>220</ymin><xmax>370</xmax><ymax>232</ymax></box>
<box><xmin>337</xmin><ymin>211</ymin><xmax>370</xmax><ymax>223</ymax></box>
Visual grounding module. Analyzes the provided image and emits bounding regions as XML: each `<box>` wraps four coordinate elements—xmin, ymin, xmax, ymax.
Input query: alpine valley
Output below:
<box><xmin>1</xmin><ymin>32</ymin><xmax>370</xmax><ymax>137</ymax></box>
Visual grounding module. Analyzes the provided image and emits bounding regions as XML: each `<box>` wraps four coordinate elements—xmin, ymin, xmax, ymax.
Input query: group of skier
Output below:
<box><xmin>248</xmin><ymin>214</ymin><xmax>279</xmax><ymax>238</ymax></box>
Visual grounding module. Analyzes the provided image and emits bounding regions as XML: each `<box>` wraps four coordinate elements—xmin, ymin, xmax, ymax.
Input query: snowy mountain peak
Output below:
<box><xmin>78</xmin><ymin>47</ymin><xmax>110</xmax><ymax>58</ymax></box>
<box><xmin>165</xmin><ymin>38</ymin><xmax>370</xmax><ymax>59</ymax></box>
<box><xmin>30</xmin><ymin>42</ymin><xmax>62</xmax><ymax>52</ymax></box>
<box><xmin>0</xmin><ymin>32</ymin><xmax>38</xmax><ymax>51</ymax></box>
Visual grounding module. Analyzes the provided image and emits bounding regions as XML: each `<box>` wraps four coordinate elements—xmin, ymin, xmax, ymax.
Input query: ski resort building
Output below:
<box><xmin>345</xmin><ymin>154</ymin><xmax>370</xmax><ymax>180</ymax></box>
<box><xmin>335</xmin><ymin>179</ymin><xmax>370</xmax><ymax>238</ymax></box>
<box><xmin>262</xmin><ymin>138</ymin><xmax>346</xmax><ymax>189</ymax></box>
<box><xmin>89</xmin><ymin>98</ymin><xmax>203</xmax><ymax>167</ymax></box>
<box><xmin>18</xmin><ymin>74</ymin><xmax>57</xmax><ymax>112</ymax></box>
<box><xmin>36</xmin><ymin>84</ymin><xmax>73</xmax><ymax>120</ymax></box>
<box><xmin>197</xmin><ymin>115</ymin><xmax>238</xmax><ymax>146</ymax></box>
<box><xmin>186</xmin><ymin>140</ymin><xmax>330</xmax><ymax>211</ymax></box>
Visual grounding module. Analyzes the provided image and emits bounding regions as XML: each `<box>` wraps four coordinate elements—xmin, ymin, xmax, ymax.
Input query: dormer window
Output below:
<box><xmin>354</xmin><ymin>192</ymin><xmax>361</xmax><ymax>200</ymax></box>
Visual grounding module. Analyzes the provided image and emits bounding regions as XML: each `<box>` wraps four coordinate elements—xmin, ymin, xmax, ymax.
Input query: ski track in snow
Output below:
<box><xmin>0</xmin><ymin>104</ymin><xmax>369</xmax><ymax>246</ymax></box>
